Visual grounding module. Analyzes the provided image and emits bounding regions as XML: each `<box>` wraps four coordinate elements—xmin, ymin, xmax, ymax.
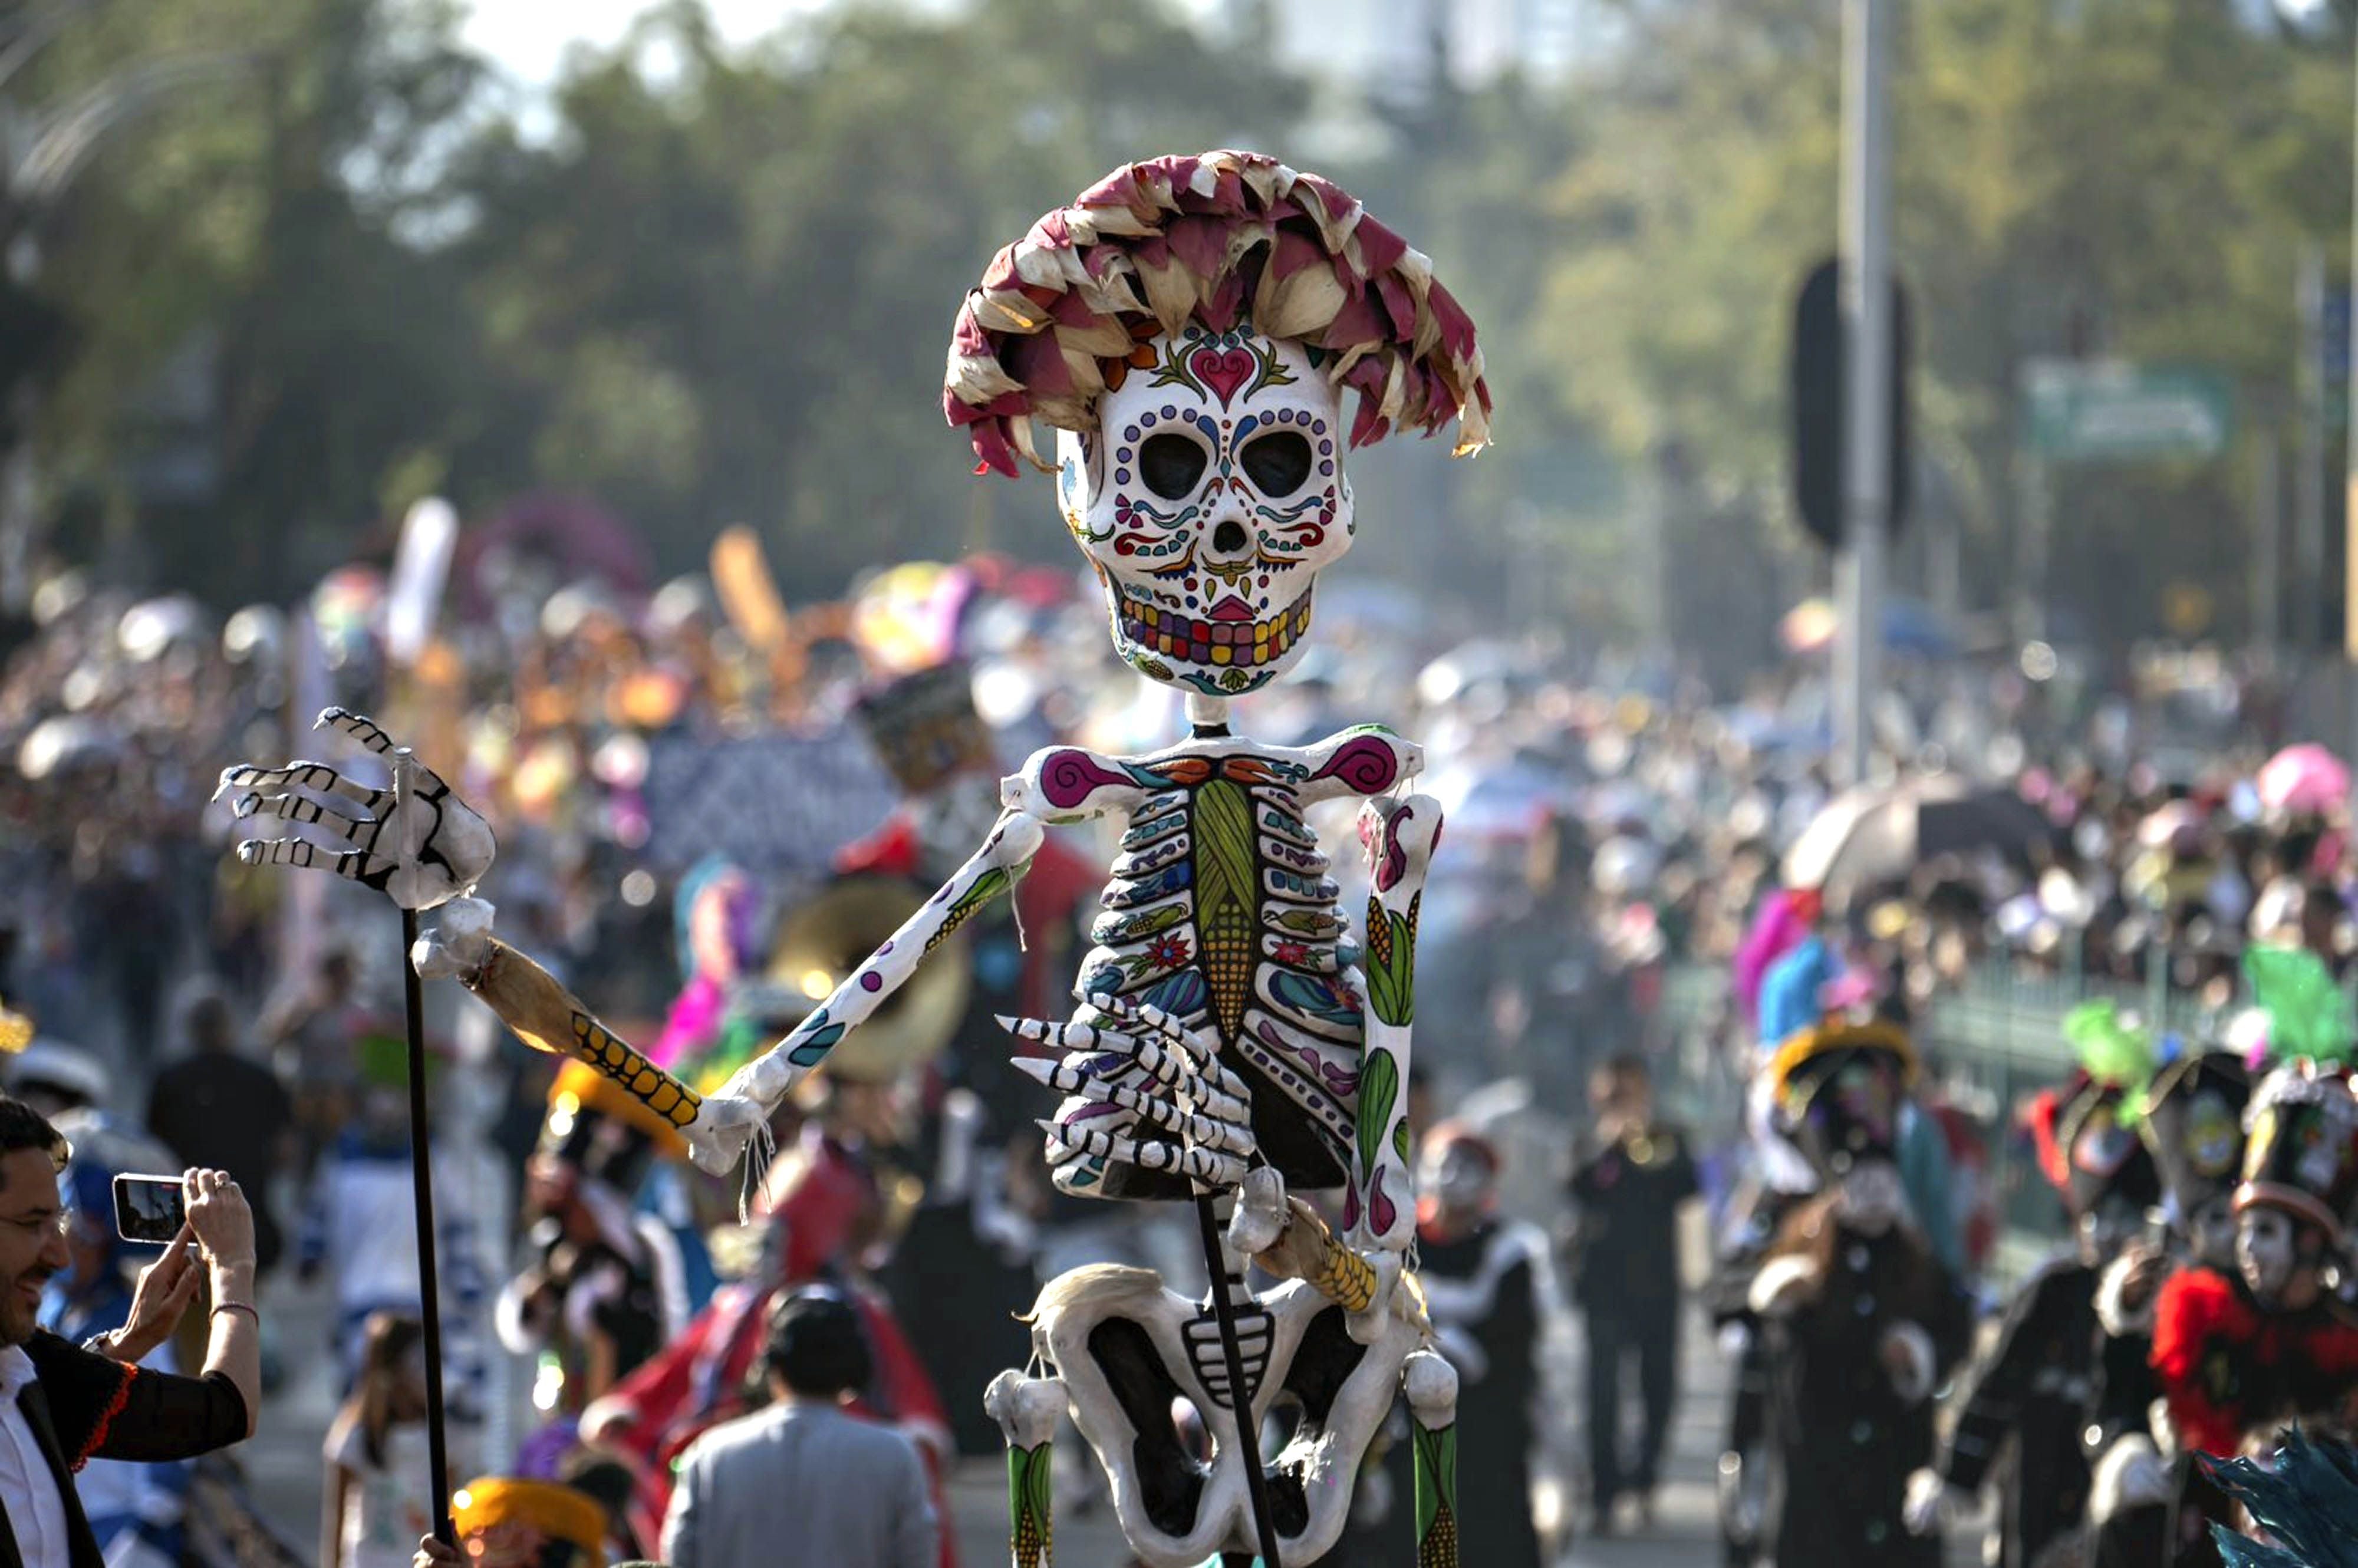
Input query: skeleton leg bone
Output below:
<box><xmin>986</xmin><ymin>1371</ymin><xmax>1065</xmax><ymax>1568</ymax></box>
<box><xmin>1404</xmin><ymin>1350</ymin><xmax>1461</xmax><ymax>1568</ymax></box>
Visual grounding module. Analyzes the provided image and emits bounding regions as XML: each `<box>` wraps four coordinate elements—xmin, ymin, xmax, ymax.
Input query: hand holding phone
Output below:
<box><xmin>112</xmin><ymin>1174</ymin><xmax>189</xmax><ymax>1245</ymax></box>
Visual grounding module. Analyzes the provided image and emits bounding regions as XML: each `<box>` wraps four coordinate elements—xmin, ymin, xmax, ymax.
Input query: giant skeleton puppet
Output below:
<box><xmin>226</xmin><ymin>150</ymin><xmax>1490</xmax><ymax>1568</ymax></box>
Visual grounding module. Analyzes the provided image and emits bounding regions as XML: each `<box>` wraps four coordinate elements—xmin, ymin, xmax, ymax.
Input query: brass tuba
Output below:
<box><xmin>763</xmin><ymin>872</ymin><xmax>970</xmax><ymax>1084</ymax></box>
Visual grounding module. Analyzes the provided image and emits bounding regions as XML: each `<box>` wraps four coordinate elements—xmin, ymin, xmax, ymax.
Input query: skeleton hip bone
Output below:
<box><xmin>1024</xmin><ymin>1264</ymin><xmax>1421</xmax><ymax>1568</ymax></box>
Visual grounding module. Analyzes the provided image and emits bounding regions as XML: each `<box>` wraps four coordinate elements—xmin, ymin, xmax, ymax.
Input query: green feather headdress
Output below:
<box><xmin>2061</xmin><ymin>999</ymin><xmax>2158</xmax><ymax>1121</ymax></box>
<box><xmin>2242</xmin><ymin>947</ymin><xmax>2357</xmax><ymax>1069</ymax></box>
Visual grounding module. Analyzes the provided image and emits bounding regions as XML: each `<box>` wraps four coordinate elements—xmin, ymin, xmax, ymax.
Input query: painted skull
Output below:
<box><xmin>2235</xmin><ymin>1206</ymin><xmax>2303</xmax><ymax>1305</ymax></box>
<box><xmin>1056</xmin><ymin>327</ymin><xmax>1353</xmax><ymax>697</ymax></box>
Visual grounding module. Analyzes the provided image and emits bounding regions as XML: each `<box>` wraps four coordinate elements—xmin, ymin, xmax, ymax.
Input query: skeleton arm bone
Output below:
<box><xmin>413</xmin><ymin>898</ymin><xmax>703</xmax><ymax>1134</ymax></box>
<box><xmin>1352</xmin><ymin>793</ymin><xmax>1440</xmax><ymax>1255</ymax></box>
<box><xmin>685</xmin><ymin>809</ymin><xmax>1047</xmax><ymax>1172</ymax></box>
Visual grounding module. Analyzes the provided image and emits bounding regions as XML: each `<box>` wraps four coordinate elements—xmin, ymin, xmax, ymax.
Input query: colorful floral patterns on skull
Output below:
<box><xmin>2185</xmin><ymin>1091</ymin><xmax>2243</xmax><ymax>1180</ymax></box>
<box><xmin>1058</xmin><ymin>328</ymin><xmax>1353</xmax><ymax>697</ymax></box>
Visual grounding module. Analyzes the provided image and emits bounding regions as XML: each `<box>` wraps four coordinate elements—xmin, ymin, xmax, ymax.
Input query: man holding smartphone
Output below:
<box><xmin>0</xmin><ymin>1096</ymin><xmax>261</xmax><ymax>1568</ymax></box>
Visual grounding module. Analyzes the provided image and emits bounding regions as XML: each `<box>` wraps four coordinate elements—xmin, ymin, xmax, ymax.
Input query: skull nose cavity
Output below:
<box><xmin>1211</xmin><ymin>519</ymin><xmax>1249</xmax><ymax>556</ymax></box>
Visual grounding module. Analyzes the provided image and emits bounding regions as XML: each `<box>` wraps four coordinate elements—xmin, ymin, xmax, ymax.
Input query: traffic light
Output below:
<box><xmin>1791</xmin><ymin>255</ymin><xmax>1911</xmax><ymax>548</ymax></box>
<box><xmin>0</xmin><ymin>268</ymin><xmax>71</xmax><ymax>448</ymax></box>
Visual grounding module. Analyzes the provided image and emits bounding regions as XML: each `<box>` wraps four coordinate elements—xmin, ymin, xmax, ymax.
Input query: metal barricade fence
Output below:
<box><xmin>1643</xmin><ymin>956</ymin><xmax>2244</xmax><ymax>1290</ymax></box>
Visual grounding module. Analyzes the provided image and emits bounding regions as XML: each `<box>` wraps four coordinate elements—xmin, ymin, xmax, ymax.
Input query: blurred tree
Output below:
<box><xmin>1537</xmin><ymin>0</ymin><xmax>2352</xmax><ymax>651</ymax></box>
<box><xmin>12</xmin><ymin>0</ymin><xmax>2358</xmax><ymax>655</ymax></box>
<box><xmin>14</xmin><ymin>0</ymin><xmax>483</xmax><ymax>602</ymax></box>
<box><xmin>440</xmin><ymin>0</ymin><xmax>1299</xmax><ymax>593</ymax></box>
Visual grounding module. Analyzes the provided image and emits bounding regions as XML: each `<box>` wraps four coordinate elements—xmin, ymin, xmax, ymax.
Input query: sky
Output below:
<box><xmin>459</xmin><ymin>0</ymin><xmax>818</xmax><ymax>85</ymax></box>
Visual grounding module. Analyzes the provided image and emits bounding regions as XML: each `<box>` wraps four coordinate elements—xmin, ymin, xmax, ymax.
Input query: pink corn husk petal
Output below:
<box><xmin>1052</xmin><ymin>310</ymin><xmax>1134</xmax><ymax>361</ymax></box>
<box><xmin>1238</xmin><ymin>157</ymin><xmax>1285</xmax><ymax>207</ymax></box>
<box><xmin>1254</xmin><ymin>256</ymin><xmax>1348</xmax><ymax>342</ymax></box>
<box><xmin>946</xmin><ymin>351</ymin><xmax>1025</xmax><ymax>407</ymax></box>
<box><xmin>1220</xmin><ymin>217</ymin><xmax>1276</xmax><ymax>281</ymax></box>
<box><xmin>1319</xmin><ymin>292</ymin><xmax>1388</xmax><ymax>356</ymax></box>
<box><xmin>1134</xmin><ymin>252</ymin><xmax>1200</xmax><ymax>338</ymax></box>
<box><xmin>1376</xmin><ymin>354</ymin><xmax>1409</xmax><ymax>424</ymax></box>
<box><xmin>1057</xmin><ymin>342</ymin><xmax>1107</xmax><ymax>401</ymax></box>
<box><xmin>979</xmin><ymin>244</ymin><xmax>1026</xmax><ymax>294</ymax></box>
<box><xmin>951</xmin><ymin>303</ymin><xmax>993</xmax><ymax>357</ymax></box>
<box><xmin>1027</xmin><ymin>394</ymin><xmax>1092</xmax><ymax>437</ymax></box>
<box><xmin>1009</xmin><ymin>414</ymin><xmax>1055</xmax><ymax>472</ymax></box>
<box><xmin>1008</xmin><ymin>331</ymin><xmax>1075</xmax><ymax>400</ymax></box>
<box><xmin>943</xmin><ymin>149</ymin><xmax>1491</xmax><ymax>467</ymax></box>
<box><xmin>1373</xmin><ymin>271</ymin><xmax>1417</xmax><ymax>341</ymax></box>
<box><xmin>1264</xmin><ymin>226</ymin><xmax>1326</xmax><ymax>282</ymax></box>
<box><xmin>973</xmin><ymin>288</ymin><xmax>1052</xmax><ymax>335</ymax></box>
<box><xmin>1198</xmin><ymin>270</ymin><xmax>1247</xmax><ymax>334</ymax></box>
<box><xmin>1138</xmin><ymin>160</ymin><xmax>1185</xmax><ymax>208</ymax></box>
<box><xmin>1178</xmin><ymin>156</ymin><xmax>1218</xmax><ymax>201</ymax></box>
<box><xmin>1349</xmin><ymin>213</ymin><xmax>1408</xmax><ymax>276</ymax></box>
<box><xmin>1426</xmin><ymin>279</ymin><xmax>1478</xmax><ymax>362</ymax></box>
<box><xmin>1013</xmin><ymin>236</ymin><xmax>1085</xmax><ymax>292</ymax></box>
<box><xmin>1292</xmin><ymin>170</ymin><xmax>1355</xmax><ymax>223</ymax></box>
<box><xmin>1074</xmin><ymin>263</ymin><xmax>1147</xmax><ymax>319</ymax></box>
<box><xmin>1326</xmin><ymin>339</ymin><xmax>1378</xmax><ymax>387</ymax></box>
<box><xmin>967</xmin><ymin>419</ymin><xmax>1021</xmax><ymax>478</ymax></box>
<box><xmin>1163</xmin><ymin>215</ymin><xmax>1229</xmax><ymax>286</ymax></box>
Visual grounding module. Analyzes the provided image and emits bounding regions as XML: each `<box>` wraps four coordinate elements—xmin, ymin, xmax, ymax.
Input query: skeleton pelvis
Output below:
<box><xmin>1029</xmin><ymin>1264</ymin><xmax>1418</xmax><ymax>1568</ymax></box>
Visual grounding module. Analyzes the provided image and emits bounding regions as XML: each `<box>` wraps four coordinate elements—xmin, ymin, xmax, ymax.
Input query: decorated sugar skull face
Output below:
<box><xmin>1056</xmin><ymin>327</ymin><xmax>1353</xmax><ymax>697</ymax></box>
<box><xmin>2236</xmin><ymin>1205</ymin><xmax>2307</xmax><ymax>1306</ymax></box>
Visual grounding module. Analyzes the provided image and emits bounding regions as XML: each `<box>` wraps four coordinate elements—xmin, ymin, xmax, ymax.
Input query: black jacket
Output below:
<box><xmin>0</xmin><ymin>1331</ymin><xmax>249</xmax><ymax>1568</ymax></box>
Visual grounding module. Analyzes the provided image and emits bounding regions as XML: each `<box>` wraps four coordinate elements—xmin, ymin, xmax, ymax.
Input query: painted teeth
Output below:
<box><xmin>1114</xmin><ymin>585</ymin><xmax>1312</xmax><ymax>668</ymax></box>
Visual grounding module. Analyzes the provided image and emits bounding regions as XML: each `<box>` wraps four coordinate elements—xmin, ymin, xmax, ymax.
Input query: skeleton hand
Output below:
<box><xmin>216</xmin><ymin>708</ymin><xmax>494</xmax><ymax>911</ymax></box>
<box><xmin>1003</xmin><ymin>991</ymin><xmax>1256</xmax><ymax>1191</ymax></box>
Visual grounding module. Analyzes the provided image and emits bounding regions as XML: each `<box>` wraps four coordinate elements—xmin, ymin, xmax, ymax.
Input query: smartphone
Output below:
<box><xmin>111</xmin><ymin>1174</ymin><xmax>187</xmax><ymax>1245</ymax></box>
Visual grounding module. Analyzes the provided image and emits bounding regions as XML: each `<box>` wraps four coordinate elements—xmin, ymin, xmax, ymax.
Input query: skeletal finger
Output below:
<box><xmin>1000</xmin><ymin>1016</ymin><xmax>1135</xmax><ymax>1057</ymax></box>
<box><xmin>1090</xmin><ymin>993</ymin><xmax>1231</xmax><ymax>1076</ymax></box>
<box><xmin>229</xmin><ymin>791</ymin><xmax>376</xmax><ymax>844</ymax></box>
<box><xmin>1078</xmin><ymin>1001</ymin><xmax>1247</xmax><ymax>1099</ymax></box>
<box><xmin>235</xmin><ymin>836</ymin><xmax>395</xmax><ymax>888</ymax></box>
<box><xmin>317</xmin><ymin>707</ymin><xmax>399</xmax><ymax>755</ymax></box>
<box><xmin>213</xmin><ymin>761</ymin><xmax>386</xmax><ymax>811</ymax></box>
<box><xmin>1040</xmin><ymin>1122</ymin><xmax>1245</xmax><ymax>1187</ymax></box>
<box><xmin>1015</xmin><ymin>1058</ymin><xmax>1251</xmax><ymax>1143</ymax></box>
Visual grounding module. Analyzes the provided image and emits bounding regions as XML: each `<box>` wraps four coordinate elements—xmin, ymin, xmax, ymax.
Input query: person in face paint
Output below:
<box><xmin>1745</xmin><ymin>1022</ymin><xmax>1974</xmax><ymax>1568</ymax></box>
<box><xmin>1411</xmin><ymin>1122</ymin><xmax>1550</xmax><ymax>1568</ymax></box>
<box><xmin>1903</xmin><ymin>1069</ymin><xmax>2162</xmax><ymax>1567</ymax></box>
<box><xmin>2085</xmin><ymin>1045</ymin><xmax>2257</xmax><ymax>1568</ymax></box>
<box><xmin>2148</xmin><ymin>1062</ymin><xmax>2358</xmax><ymax>1465</ymax></box>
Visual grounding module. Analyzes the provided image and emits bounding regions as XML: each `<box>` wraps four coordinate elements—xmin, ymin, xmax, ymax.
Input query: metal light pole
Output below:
<box><xmin>1833</xmin><ymin>0</ymin><xmax>1892</xmax><ymax>786</ymax></box>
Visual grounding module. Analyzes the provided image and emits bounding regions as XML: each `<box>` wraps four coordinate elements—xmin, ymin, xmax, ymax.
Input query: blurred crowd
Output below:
<box><xmin>2</xmin><ymin>531</ymin><xmax>2348</xmax><ymax>1565</ymax></box>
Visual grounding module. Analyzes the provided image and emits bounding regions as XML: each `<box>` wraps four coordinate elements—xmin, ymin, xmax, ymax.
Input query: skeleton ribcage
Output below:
<box><xmin>1044</xmin><ymin>772</ymin><xmax>1363</xmax><ymax>1204</ymax></box>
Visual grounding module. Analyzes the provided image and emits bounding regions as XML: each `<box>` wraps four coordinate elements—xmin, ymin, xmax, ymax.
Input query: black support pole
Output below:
<box><xmin>1193</xmin><ymin>1194</ymin><xmax>1283</xmax><ymax>1568</ymax></box>
<box><xmin>399</xmin><ymin>905</ymin><xmax>456</xmax><ymax>1547</ymax></box>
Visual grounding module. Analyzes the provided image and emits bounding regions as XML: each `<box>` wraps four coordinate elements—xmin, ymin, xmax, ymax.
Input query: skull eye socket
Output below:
<box><xmin>1137</xmin><ymin>433</ymin><xmax>1208</xmax><ymax>500</ymax></box>
<box><xmin>1239</xmin><ymin>431</ymin><xmax>1314</xmax><ymax>498</ymax></box>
